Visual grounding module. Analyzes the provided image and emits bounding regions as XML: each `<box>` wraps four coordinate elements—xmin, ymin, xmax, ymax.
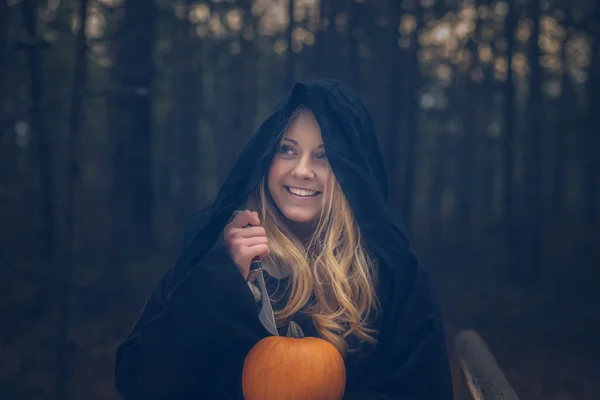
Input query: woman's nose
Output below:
<box><xmin>291</xmin><ymin>158</ymin><xmax>315</xmax><ymax>180</ymax></box>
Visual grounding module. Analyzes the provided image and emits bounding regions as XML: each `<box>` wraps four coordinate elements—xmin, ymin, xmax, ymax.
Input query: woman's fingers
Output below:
<box><xmin>224</xmin><ymin>209</ymin><xmax>267</xmax><ymax>279</ymax></box>
<box><xmin>231</xmin><ymin>210</ymin><xmax>260</xmax><ymax>228</ymax></box>
<box><xmin>245</xmin><ymin>244</ymin><xmax>270</xmax><ymax>261</ymax></box>
<box><xmin>235</xmin><ymin>226</ymin><xmax>266</xmax><ymax>238</ymax></box>
<box><xmin>241</xmin><ymin>235</ymin><xmax>268</xmax><ymax>247</ymax></box>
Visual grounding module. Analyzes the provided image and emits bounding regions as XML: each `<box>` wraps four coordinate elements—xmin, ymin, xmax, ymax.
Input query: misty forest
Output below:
<box><xmin>0</xmin><ymin>0</ymin><xmax>599</xmax><ymax>398</ymax></box>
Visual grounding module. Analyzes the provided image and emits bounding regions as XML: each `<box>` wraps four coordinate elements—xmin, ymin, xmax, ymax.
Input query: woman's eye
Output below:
<box><xmin>278</xmin><ymin>145</ymin><xmax>295</xmax><ymax>155</ymax></box>
<box><xmin>316</xmin><ymin>153</ymin><xmax>327</xmax><ymax>160</ymax></box>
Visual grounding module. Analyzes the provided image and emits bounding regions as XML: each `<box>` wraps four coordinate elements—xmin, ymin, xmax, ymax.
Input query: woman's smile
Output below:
<box><xmin>284</xmin><ymin>186</ymin><xmax>322</xmax><ymax>199</ymax></box>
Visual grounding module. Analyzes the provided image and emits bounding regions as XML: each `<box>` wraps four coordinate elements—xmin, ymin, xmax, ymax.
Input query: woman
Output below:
<box><xmin>115</xmin><ymin>79</ymin><xmax>454</xmax><ymax>399</ymax></box>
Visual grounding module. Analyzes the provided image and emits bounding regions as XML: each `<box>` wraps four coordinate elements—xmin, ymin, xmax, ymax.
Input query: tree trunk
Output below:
<box><xmin>285</xmin><ymin>0</ymin><xmax>295</xmax><ymax>90</ymax></box>
<box><xmin>479</xmin><ymin>36</ymin><xmax>500</xmax><ymax>219</ymax></box>
<box><xmin>430</xmin><ymin>133</ymin><xmax>450</xmax><ymax>243</ymax></box>
<box><xmin>551</xmin><ymin>40</ymin><xmax>568</xmax><ymax>219</ymax></box>
<box><xmin>233</xmin><ymin>0</ymin><xmax>257</xmax><ymax>150</ymax></box>
<box><xmin>457</xmin><ymin>74</ymin><xmax>476</xmax><ymax>225</ymax></box>
<box><xmin>56</xmin><ymin>1</ymin><xmax>89</xmax><ymax>397</ymax></box>
<box><xmin>457</xmin><ymin>2</ymin><xmax>479</xmax><ymax>226</ymax></box>
<box><xmin>520</xmin><ymin>0</ymin><xmax>543</xmax><ymax>284</ymax></box>
<box><xmin>109</xmin><ymin>0</ymin><xmax>157</xmax><ymax>260</ymax></box>
<box><xmin>399</xmin><ymin>11</ymin><xmax>420</xmax><ymax>233</ymax></box>
<box><xmin>385</xmin><ymin>0</ymin><xmax>402</xmax><ymax>215</ymax></box>
<box><xmin>327</xmin><ymin>0</ymin><xmax>344</xmax><ymax>78</ymax></box>
<box><xmin>21</xmin><ymin>0</ymin><xmax>55</xmax><ymax>260</ymax></box>
<box><xmin>0</xmin><ymin>0</ymin><xmax>10</xmax><ymax>102</ymax></box>
<box><xmin>218</xmin><ymin>0</ymin><xmax>257</xmax><ymax>192</ymax></box>
<box><xmin>314</xmin><ymin>0</ymin><xmax>330</xmax><ymax>77</ymax></box>
<box><xmin>501</xmin><ymin>0</ymin><xmax>519</xmax><ymax>279</ymax></box>
<box><xmin>348</xmin><ymin>0</ymin><xmax>361</xmax><ymax>88</ymax></box>
<box><xmin>174</xmin><ymin>0</ymin><xmax>200</xmax><ymax>226</ymax></box>
<box><xmin>584</xmin><ymin>21</ymin><xmax>599</xmax><ymax>227</ymax></box>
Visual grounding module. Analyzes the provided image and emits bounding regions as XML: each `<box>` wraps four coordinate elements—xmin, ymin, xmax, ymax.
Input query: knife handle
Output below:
<box><xmin>250</xmin><ymin>258</ymin><xmax>262</xmax><ymax>272</ymax></box>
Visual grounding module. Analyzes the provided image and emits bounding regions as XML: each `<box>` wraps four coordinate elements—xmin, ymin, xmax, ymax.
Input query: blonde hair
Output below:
<box><xmin>248</xmin><ymin>108</ymin><xmax>380</xmax><ymax>357</ymax></box>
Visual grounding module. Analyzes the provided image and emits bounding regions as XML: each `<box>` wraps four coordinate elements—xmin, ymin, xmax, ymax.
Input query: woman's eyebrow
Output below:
<box><xmin>282</xmin><ymin>137</ymin><xmax>324</xmax><ymax>149</ymax></box>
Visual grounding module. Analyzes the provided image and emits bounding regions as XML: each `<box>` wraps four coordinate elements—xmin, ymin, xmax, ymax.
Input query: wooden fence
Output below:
<box><xmin>453</xmin><ymin>329</ymin><xmax>520</xmax><ymax>400</ymax></box>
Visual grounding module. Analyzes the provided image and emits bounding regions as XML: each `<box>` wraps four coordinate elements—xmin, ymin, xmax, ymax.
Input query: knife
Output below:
<box><xmin>232</xmin><ymin>210</ymin><xmax>279</xmax><ymax>336</ymax></box>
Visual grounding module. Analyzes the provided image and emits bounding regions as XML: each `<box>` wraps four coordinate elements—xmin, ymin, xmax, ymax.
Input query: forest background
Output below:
<box><xmin>0</xmin><ymin>0</ymin><xmax>598</xmax><ymax>398</ymax></box>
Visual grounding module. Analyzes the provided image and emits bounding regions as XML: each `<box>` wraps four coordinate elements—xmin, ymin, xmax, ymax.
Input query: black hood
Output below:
<box><xmin>182</xmin><ymin>78</ymin><xmax>411</xmax><ymax>286</ymax></box>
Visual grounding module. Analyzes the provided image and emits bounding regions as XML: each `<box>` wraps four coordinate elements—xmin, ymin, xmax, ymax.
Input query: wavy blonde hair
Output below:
<box><xmin>247</xmin><ymin>110</ymin><xmax>380</xmax><ymax>357</ymax></box>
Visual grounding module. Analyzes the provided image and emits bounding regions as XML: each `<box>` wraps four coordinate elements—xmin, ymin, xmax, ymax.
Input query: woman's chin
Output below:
<box><xmin>282</xmin><ymin>209</ymin><xmax>320</xmax><ymax>225</ymax></box>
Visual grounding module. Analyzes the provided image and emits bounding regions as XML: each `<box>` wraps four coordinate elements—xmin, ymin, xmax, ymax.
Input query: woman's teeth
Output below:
<box><xmin>286</xmin><ymin>187</ymin><xmax>319</xmax><ymax>197</ymax></box>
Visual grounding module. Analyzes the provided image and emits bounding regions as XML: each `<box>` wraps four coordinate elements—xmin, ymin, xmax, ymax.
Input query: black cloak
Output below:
<box><xmin>114</xmin><ymin>79</ymin><xmax>454</xmax><ymax>399</ymax></box>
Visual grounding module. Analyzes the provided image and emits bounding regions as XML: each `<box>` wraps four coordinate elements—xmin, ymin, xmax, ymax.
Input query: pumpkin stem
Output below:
<box><xmin>286</xmin><ymin>321</ymin><xmax>305</xmax><ymax>338</ymax></box>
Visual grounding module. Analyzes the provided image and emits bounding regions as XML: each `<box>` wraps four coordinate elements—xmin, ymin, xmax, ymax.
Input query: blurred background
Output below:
<box><xmin>0</xmin><ymin>0</ymin><xmax>599</xmax><ymax>398</ymax></box>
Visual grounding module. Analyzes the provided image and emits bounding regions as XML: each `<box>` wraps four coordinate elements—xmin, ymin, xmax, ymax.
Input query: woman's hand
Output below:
<box><xmin>223</xmin><ymin>210</ymin><xmax>270</xmax><ymax>280</ymax></box>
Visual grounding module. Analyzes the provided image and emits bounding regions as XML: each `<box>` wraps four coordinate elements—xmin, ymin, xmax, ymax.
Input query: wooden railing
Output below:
<box><xmin>453</xmin><ymin>329</ymin><xmax>520</xmax><ymax>400</ymax></box>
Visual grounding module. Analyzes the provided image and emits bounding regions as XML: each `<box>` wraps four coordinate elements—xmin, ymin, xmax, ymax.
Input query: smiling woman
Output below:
<box><xmin>114</xmin><ymin>79</ymin><xmax>454</xmax><ymax>400</ymax></box>
<box><xmin>268</xmin><ymin>106</ymin><xmax>329</xmax><ymax>226</ymax></box>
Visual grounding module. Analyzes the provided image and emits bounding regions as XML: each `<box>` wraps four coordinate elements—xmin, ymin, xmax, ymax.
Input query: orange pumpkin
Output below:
<box><xmin>242</xmin><ymin>335</ymin><xmax>346</xmax><ymax>400</ymax></box>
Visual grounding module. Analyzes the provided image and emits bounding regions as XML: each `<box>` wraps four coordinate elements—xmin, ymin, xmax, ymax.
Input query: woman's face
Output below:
<box><xmin>267</xmin><ymin>109</ymin><xmax>331</xmax><ymax>226</ymax></box>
